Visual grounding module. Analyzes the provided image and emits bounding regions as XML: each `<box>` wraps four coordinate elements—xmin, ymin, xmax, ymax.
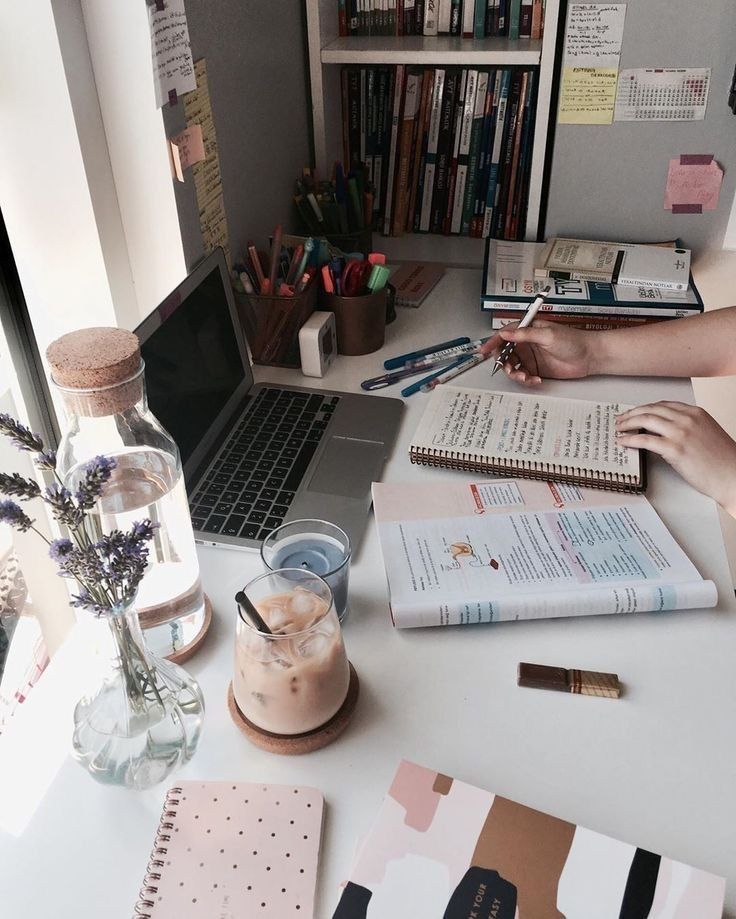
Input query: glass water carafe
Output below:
<box><xmin>48</xmin><ymin>327</ymin><xmax>208</xmax><ymax>659</ymax></box>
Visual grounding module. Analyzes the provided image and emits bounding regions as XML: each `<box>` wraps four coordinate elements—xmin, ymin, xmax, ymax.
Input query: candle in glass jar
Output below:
<box><xmin>261</xmin><ymin>521</ymin><xmax>351</xmax><ymax>621</ymax></box>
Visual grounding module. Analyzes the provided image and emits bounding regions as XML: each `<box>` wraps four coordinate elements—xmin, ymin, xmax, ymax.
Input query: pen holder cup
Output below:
<box><xmin>321</xmin><ymin>288</ymin><xmax>387</xmax><ymax>356</ymax></box>
<box><xmin>322</xmin><ymin>227</ymin><xmax>373</xmax><ymax>259</ymax></box>
<box><xmin>234</xmin><ymin>280</ymin><xmax>318</xmax><ymax>368</ymax></box>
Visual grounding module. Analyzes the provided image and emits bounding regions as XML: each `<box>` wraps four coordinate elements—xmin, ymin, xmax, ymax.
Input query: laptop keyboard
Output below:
<box><xmin>188</xmin><ymin>388</ymin><xmax>340</xmax><ymax>542</ymax></box>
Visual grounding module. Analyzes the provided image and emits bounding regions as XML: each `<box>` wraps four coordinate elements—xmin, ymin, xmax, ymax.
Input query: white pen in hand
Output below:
<box><xmin>491</xmin><ymin>286</ymin><xmax>551</xmax><ymax>376</ymax></box>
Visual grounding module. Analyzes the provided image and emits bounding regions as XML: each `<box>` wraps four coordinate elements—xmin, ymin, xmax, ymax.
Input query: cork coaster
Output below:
<box><xmin>227</xmin><ymin>662</ymin><xmax>359</xmax><ymax>755</ymax></box>
<box><xmin>165</xmin><ymin>594</ymin><xmax>213</xmax><ymax>665</ymax></box>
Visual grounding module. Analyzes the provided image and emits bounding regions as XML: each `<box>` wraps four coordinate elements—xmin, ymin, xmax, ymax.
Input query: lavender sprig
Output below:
<box><xmin>0</xmin><ymin>413</ymin><xmax>157</xmax><ymax>617</ymax></box>
<box><xmin>43</xmin><ymin>483</ymin><xmax>84</xmax><ymax>529</ymax></box>
<box><xmin>0</xmin><ymin>499</ymin><xmax>34</xmax><ymax>532</ymax></box>
<box><xmin>0</xmin><ymin>472</ymin><xmax>42</xmax><ymax>501</ymax></box>
<box><xmin>34</xmin><ymin>451</ymin><xmax>57</xmax><ymax>471</ymax></box>
<box><xmin>75</xmin><ymin>456</ymin><xmax>117</xmax><ymax>510</ymax></box>
<box><xmin>0</xmin><ymin>413</ymin><xmax>45</xmax><ymax>453</ymax></box>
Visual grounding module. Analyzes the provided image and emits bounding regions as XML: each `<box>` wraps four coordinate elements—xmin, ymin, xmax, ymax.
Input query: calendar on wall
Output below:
<box><xmin>614</xmin><ymin>68</ymin><xmax>711</xmax><ymax>121</ymax></box>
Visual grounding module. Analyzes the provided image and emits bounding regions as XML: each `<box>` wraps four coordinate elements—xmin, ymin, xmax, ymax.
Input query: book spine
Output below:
<box><xmin>508</xmin><ymin>69</ymin><xmax>536</xmax><ymax>239</ymax></box>
<box><xmin>407</xmin><ymin>68</ymin><xmax>434</xmax><ymax>232</ymax></box>
<box><xmin>491</xmin><ymin>69</ymin><xmax>522</xmax><ymax>238</ymax></box>
<box><xmin>379</xmin><ymin>67</ymin><xmax>396</xmax><ymax>224</ymax></box>
<box><xmin>470</xmin><ymin>67</ymin><xmax>495</xmax><ymax>237</ymax></box>
<box><xmin>474</xmin><ymin>0</ymin><xmax>486</xmax><ymax>37</ymax></box>
<box><xmin>419</xmin><ymin>68</ymin><xmax>445</xmax><ymax>232</ymax></box>
<box><xmin>365</xmin><ymin>67</ymin><xmax>377</xmax><ymax>187</ymax></box>
<box><xmin>482</xmin><ymin>68</ymin><xmax>509</xmax><ymax>237</ymax></box>
<box><xmin>346</xmin><ymin>67</ymin><xmax>361</xmax><ymax>167</ymax></box>
<box><xmin>438</xmin><ymin>0</ymin><xmax>452</xmax><ymax>32</ymax></box>
<box><xmin>443</xmin><ymin>69</ymin><xmax>467</xmax><ymax>234</ymax></box>
<box><xmin>451</xmin><ymin>68</ymin><xmax>477</xmax><ymax>234</ymax></box>
<box><xmin>460</xmin><ymin>69</ymin><xmax>489</xmax><ymax>235</ymax></box>
<box><xmin>374</xmin><ymin>67</ymin><xmax>389</xmax><ymax>214</ymax></box>
<box><xmin>423</xmin><ymin>0</ymin><xmax>439</xmax><ymax>34</ymax></box>
<box><xmin>430</xmin><ymin>68</ymin><xmax>458</xmax><ymax>233</ymax></box>
<box><xmin>508</xmin><ymin>0</ymin><xmax>521</xmax><ymax>38</ymax></box>
<box><xmin>383</xmin><ymin>64</ymin><xmax>405</xmax><ymax>235</ymax></box>
<box><xmin>488</xmin><ymin>313</ymin><xmax>669</xmax><ymax>330</ymax></box>
<box><xmin>498</xmin><ymin>0</ymin><xmax>508</xmax><ymax>34</ymax></box>
<box><xmin>450</xmin><ymin>0</ymin><xmax>462</xmax><ymax>33</ymax></box>
<box><xmin>530</xmin><ymin>0</ymin><xmax>542</xmax><ymax>38</ymax></box>
<box><xmin>480</xmin><ymin>299</ymin><xmax>702</xmax><ymax>317</ymax></box>
<box><xmin>415</xmin><ymin>0</ymin><xmax>425</xmax><ymax>32</ymax></box>
<box><xmin>359</xmin><ymin>68</ymin><xmax>367</xmax><ymax>166</ymax></box>
<box><xmin>519</xmin><ymin>0</ymin><xmax>532</xmax><ymax>36</ymax></box>
<box><xmin>462</xmin><ymin>0</ymin><xmax>475</xmax><ymax>37</ymax></box>
<box><xmin>338</xmin><ymin>0</ymin><xmax>348</xmax><ymax>36</ymax></box>
<box><xmin>393</xmin><ymin>71</ymin><xmax>422</xmax><ymax>235</ymax></box>
<box><xmin>404</xmin><ymin>0</ymin><xmax>415</xmax><ymax>32</ymax></box>
<box><xmin>502</xmin><ymin>69</ymin><xmax>529</xmax><ymax>239</ymax></box>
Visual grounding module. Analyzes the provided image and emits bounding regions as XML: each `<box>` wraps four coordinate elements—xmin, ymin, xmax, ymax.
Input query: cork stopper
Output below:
<box><xmin>47</xmin><ymin>327</ymin><xmax>141</xmax><ymax>389</ymax></box>
<box><xmin>47</xmin><ymin>327</ymin><xmax>143</xmax><ymax>417</ymax></box>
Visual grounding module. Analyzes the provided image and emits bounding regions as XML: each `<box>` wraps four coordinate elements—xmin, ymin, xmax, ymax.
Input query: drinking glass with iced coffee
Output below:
<box><xmin>233</xmin><ymin>569</ymin><xmax>350</xmax><ymax>736</ymax></box>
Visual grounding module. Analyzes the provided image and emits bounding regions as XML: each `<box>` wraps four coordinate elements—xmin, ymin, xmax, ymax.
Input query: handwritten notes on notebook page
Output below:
<box><xmin>410</xmin><ymin>386</ymin><xmax>638</xmax><ymax>478</ymax></box>
<box><xmin>558</xmin><ymin>3</ymin><xmax>626</xmax><ymax>125</ymax></box>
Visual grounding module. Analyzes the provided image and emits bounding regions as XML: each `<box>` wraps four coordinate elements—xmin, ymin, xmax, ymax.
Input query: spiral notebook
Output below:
<box><xmin>409</xmin><ymin>386</ymin><xmax>646</xmax><ymax>492</ymax></box>
<box><xmin>134</xmin><ymin>781</ymin><xmax>324</xmax><ymax>918</ymax></box>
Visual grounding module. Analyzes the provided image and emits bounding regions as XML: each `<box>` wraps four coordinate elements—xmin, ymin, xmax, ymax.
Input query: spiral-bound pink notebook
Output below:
<box><xmin>134</xmin><ymin>781</ymin><xmax>324</xmax><ymax>918</ymax></box>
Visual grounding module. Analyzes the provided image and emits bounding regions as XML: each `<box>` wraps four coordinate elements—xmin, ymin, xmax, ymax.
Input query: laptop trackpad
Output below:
<box><xmin>307</xmin><ymin>437</ymin><xmax>385</xmax><ymax>499</ymax></box>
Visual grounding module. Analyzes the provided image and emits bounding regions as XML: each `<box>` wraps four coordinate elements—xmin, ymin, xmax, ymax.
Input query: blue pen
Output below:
<box><xmin>400</xmin><ymin>355</ymin><xmax>473</xmax><ymax>398</ymax></box>
<box><xmin>384</xmin><ymin>337</ymin><xmax>471</xmax><ymax>370</ymax></box>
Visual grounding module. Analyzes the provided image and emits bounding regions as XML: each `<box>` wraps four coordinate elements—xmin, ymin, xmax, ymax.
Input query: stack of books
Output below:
<box><xmin>481</xmin><ymin>240</ymin><xmax>704</xmax><ymax>330</ymax></box>
<box><xmin>341</xmin><ymin>65</ymin><xmax>537</xmax><ymax>240</ymax></box>
<box><xmin>337</xmin><ymin>0</ymin><xmax>547</xmax><ymax>39</ymax></box>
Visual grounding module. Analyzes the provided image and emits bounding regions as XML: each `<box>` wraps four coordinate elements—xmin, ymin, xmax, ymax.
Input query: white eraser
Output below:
<box><xmin>298</xmin><ymin>311</ymin><xmax>337</xmax><ymax>378</ymax></box>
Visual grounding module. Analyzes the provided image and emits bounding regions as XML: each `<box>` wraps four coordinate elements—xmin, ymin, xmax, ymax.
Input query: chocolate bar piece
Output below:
<box><xmin>517</xmin><ymin>662</ymin><xmax>620</xmax><ymax>699</ymax></box>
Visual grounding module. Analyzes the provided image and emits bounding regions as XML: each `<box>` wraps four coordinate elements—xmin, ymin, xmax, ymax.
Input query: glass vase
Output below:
<box><xmin>72</xmin><ymin>598</ymin><xmax>204</xmax><ymax>790</ymax></box>
<box><xmin>47</xmin><ymin>327</ymin><xmax>208</xmax><ymax>660</ymax></box>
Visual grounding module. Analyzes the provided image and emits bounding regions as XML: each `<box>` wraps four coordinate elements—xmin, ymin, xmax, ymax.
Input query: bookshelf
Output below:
<box><xmin>305</xmin><ymin>0</ymin><xmax>562</xmax><ymax>265</ymax></box>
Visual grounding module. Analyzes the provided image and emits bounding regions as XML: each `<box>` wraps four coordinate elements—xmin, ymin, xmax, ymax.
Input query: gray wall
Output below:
<box><xmin>163</xmin><ymin>1</ymin><xmax>312</xmax><ymax>271</ymax></box>
<box><xmin>545</xmin><ymin>0</ymin><xmax>736</xmax><ymax>255</ymax></box>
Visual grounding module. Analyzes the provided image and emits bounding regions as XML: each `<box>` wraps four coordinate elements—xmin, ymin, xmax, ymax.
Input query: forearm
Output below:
<box><xmin>589</xmin><ymin>306</ymin><xmax>736</xmax><ymax>377</ymax></box>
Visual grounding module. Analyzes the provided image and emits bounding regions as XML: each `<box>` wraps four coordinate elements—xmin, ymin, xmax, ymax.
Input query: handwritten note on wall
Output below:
<box><xmin>558</xmin><ymin>3</ymin><xmax>627</xmax><ymax>125</ymax></box>
<box><xmin>169</xmin><ymin>124</ymin><xmax>205</xmax><ymax>182</ymax></box>
<box><xmin>149</xmin><ymin>0</ymin><xmax>197</xmax><ymax>108</ymax></box>
<box><xmin>182</xmin><ymin>59</ymin><xmax>231</xmax><ymax>265</ymax></box>
<box><xmin>664</xmin><ymin>155</ymin><xmax>723</xmax><ymax>214</ymax></box>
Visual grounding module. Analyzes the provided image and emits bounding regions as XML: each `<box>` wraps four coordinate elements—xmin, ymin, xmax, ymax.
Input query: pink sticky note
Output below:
<box><xmin>168</xmin><ymin>124</ymin><xmax>205</xmax><ymax>182</ymax></box>
<box><xmin>664</xmin><ymin>155</ymin><xmax>723</xmax><ymax>213</ymax></box>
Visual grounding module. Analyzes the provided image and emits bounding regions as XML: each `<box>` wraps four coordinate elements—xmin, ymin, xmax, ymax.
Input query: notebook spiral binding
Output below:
<box><xmin>409</xmin><ymin>447</ymin><xmax>638</xmax><ymax>493</ymax></box>
<box><xmin>134</xmin><ymin>787</ymin><xmax>183</xmax><ymax>918</ymax></box>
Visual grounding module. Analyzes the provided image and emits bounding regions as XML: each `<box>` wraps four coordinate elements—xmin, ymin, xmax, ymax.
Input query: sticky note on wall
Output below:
<box><xmin>169</xmin><ymin>124</ymin><xmax>206</xmax><ymax>182</ymax></box>
<box><xmin>664</xmin><ymin>155</ymin><xmax>723</xmax><ymax>213</ymax></box>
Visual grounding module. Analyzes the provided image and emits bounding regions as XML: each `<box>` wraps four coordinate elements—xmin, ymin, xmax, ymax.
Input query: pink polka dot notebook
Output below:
<box><xmin>134</xmin><ymin>781</ymin><xmax>324</xmax><ymax>918</ymax></box>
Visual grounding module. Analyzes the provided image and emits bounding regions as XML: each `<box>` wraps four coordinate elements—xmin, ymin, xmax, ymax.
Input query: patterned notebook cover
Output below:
<box><xmin>134</xmin><ymin>781</ymin><xmax>323</xmax><ymax>918</ymax></box>
<box><xmin>332</xmin><ymin>761</ymin><xmax>724</xmax><ymax>918</ymax></box>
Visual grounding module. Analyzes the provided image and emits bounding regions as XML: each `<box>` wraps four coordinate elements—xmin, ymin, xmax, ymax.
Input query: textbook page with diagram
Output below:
<box><xmin>372</xmin><ymin>478</ymin><xmax>717</xmax><ymax>628</ymax></box>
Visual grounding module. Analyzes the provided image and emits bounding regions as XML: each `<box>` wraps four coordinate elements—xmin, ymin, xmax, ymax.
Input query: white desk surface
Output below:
<box><xmin>3</xmin><ymin>268</ymin><xmax>735</xmax><ymax>917</ymax></box>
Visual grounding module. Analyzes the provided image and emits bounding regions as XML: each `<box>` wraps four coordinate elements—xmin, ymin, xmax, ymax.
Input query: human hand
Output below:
<box><xmin>616</xmin><ymin>401</ymin><xmax>736</xmax><ymax>515</ymax></box>
<box><xmin>479</xmin><ymin>320</ymin><xmax>595</xmax><ymax>386</ymax></box>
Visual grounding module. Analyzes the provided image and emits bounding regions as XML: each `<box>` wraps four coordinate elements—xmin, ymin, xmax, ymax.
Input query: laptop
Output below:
<box><xmin>135</xmin><ymin>248</ymin><xmax>403</xmax><ymax>552</ymax></box>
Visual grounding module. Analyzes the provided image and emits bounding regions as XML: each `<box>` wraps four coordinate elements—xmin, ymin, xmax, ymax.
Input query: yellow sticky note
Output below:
<box><xmin>558</xmin><ymin>67</ymin><xmax>619</xmax><ymax>124</ymax></box>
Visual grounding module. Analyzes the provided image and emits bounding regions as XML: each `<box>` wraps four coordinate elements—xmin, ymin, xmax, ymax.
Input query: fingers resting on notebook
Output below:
<box><xmin>616</xmin><ymin>401</ymin><xmax>736</xmax><ymax>515</ymax></box>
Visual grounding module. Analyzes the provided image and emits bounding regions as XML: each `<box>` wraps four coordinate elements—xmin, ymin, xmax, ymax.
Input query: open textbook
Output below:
<box><xmin>331</xmin><ymin>760</ymin><xmax>725</xmax><ymax>918</ymax></box>
<box><xmin>372</xmin><ymin>478</ymin><xmax>717</xmax><ymax>628</ymax></box>
<box><xmin>409</xmin><ymin>386</ymin><xmax>646</xmax><ymax>492</ymax></box>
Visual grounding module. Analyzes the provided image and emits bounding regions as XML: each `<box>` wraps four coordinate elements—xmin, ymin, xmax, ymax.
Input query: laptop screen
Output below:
<box><xmin>136</xmin><ymin>249</ymin><xmax>253</xmax><ymax>474</ymax></box>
